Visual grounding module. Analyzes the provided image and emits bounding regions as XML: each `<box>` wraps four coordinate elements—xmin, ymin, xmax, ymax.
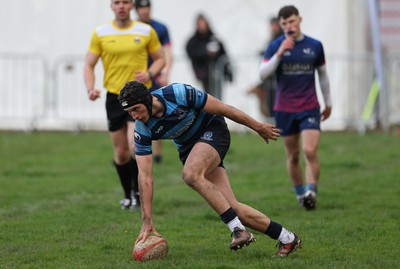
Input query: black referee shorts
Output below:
<box><xmin>106</xmin><ymin>92</ymin><xmax>134</xmax><ymax>132</ymax></box>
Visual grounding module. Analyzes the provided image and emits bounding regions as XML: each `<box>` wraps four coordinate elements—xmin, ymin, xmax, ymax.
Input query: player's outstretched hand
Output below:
<box><xmin>256</xmin><ymin>123</ymin><xmax>281</xmax><ymax>144</ymax></box>
<box><xmin>135</xmin><ymin>223</ymin><xmax>162</xmax><ymax>244</ymax></box>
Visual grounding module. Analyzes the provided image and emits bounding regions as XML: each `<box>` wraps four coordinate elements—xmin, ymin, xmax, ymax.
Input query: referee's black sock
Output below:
<box><xmin>113</xmin><ymin>160</ymin><xmax>132</xmax><ymax>199</ymax></box>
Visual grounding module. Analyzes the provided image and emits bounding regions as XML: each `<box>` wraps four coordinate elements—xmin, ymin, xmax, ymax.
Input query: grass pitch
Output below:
<box><xmin>0</xmin><ymin>131</ymin><xmax>399</xmax><ymax>269</ymax></box>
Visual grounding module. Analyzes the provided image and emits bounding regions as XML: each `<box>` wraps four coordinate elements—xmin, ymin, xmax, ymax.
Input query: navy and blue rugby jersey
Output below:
<box><xmin>263</xmin><ymin>35</ymin><xmax>326</xmax><ymax>112</ymax></box>
<box><xmin>147</xmin><ymin>19</ymin><xmax>171</xmax><ymax>68</ymax></box>
<box><xmin>149</xmin><ymin>19</ymin><xmax>171</xmax><ymax>47</ymax></box>
<box><xmin>134</xmin><ymin>83</ymin><xmax>213</xmax><ymax>156</ymax></box>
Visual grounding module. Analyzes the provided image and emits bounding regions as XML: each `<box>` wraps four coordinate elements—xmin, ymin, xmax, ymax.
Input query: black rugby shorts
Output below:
<box><xmin>178</xmin><ymin>116</ymin><xmax>231</xmax><ymax>168</ymax></box>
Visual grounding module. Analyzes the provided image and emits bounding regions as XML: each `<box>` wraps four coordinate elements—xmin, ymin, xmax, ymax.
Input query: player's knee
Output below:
<box><xmin>114</xmin><ymin>148</ymin><xmax>131</xmax><ymax>164</ymax></box>
<box><xmin>303</xmin><ymin>147</ymin><xmax>317</xmax><ymax>160</ymax></box>
<box><xmin>181</xmin><ymin>169</ymin><xmax>200</xmax><ymax>188</ymax></box>
<box><xmin>288</xmin><ymin>153</ymin><xmax>300</xmax><ymax>164</ymax></box>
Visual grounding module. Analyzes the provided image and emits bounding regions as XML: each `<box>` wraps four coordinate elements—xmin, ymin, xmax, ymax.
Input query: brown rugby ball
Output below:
<box><xmin>133</xmin><ymin>235</ymin><xmax>168</xmax><ymax>262</ymax></box>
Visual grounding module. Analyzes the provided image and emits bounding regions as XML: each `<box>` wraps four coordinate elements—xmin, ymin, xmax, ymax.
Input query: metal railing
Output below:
<box><xmin>0</xmin><ymin>53</ymin><xmax>50</xmax><ymax>130</ymax></box>
<box><xmin>0</xmin><ymin>52</ymin><xmax>398</xmax><ymax>132</ymax></box>
<box><xmin>52</xmin><ymin>55</ymin><xmax>106</xmax><ymax>130</ymax></box>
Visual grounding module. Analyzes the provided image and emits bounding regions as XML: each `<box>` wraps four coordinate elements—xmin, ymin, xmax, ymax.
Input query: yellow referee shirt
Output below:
<box><xmin>88</xmin><ymin>20</ymin><xmax>161</xmax><ymax>94</ymax></box>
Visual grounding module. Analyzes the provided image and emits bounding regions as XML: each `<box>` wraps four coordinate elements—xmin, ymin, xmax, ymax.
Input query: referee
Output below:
<box><xmin>83</xmin><ymin>0</ymin><xmax>165</xmax><ymax>210</ymax></box>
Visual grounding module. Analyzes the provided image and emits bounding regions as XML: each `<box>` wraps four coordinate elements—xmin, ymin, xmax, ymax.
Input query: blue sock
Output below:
<box><xmin>294</xmin><ymin>184</ymin><xmax>305</xmax><ymax>196</ymax></box>
<box><xmin>306</xmin><ymin>183</ymin><xmax>318</xmax><ymax>193</ymax></box>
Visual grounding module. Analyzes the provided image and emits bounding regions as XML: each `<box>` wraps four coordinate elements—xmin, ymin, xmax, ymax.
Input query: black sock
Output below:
<box><xmin>264</xmin><ymin>221</ymin><xmax>283</xmax><ymax>240</ymax></box>
<box><xmin>130</xmin><ymin>157</ymin><xmax>139</xmax><ymax>195</ymax></box>
<box><xmin>220</xmin><ymin>207</ymin><xmax>237</xmax><ymax>224</ymax></box>
<box><xmin>113</xmin><ymin>160</ymin><xmax>132</xmax><ymax>199</ymax></box>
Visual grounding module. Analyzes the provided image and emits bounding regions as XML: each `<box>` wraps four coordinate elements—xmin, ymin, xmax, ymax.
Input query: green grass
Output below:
<box><xmin>0</xmin><ymin>131</ymin><xmax>399</xmax><ymax>269</ymax></box>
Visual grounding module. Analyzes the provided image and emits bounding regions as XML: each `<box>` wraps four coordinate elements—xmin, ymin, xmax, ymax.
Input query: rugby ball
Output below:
<box><xmin>133</xmin><ymin>235</ymin><xmax>168</xmax><ymax>262</ymax></box>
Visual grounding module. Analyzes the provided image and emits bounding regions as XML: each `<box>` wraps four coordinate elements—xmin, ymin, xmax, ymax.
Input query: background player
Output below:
<box><xmin>248</xmin><ymin>16</ymin><xmax>283</xmax><ymax>118</ymax></box>
<box><xmin>259</xmin><ymin>5</ymin><xmax>332</xmax><ymax>210</ymax></box>
<box><xmin>134</xmin><ymin>0</ymin><xmax>173</xmax><ymax>163</ymax></box>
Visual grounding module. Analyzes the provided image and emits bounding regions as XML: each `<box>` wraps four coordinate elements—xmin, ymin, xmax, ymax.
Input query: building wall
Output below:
<box><xmin>1</xmin><ymin>0</ymin><xmax>385</xmax><ymax>131</ymax></box>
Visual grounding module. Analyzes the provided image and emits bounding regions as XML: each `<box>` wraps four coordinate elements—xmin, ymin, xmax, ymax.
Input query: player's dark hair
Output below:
<box><xmin>270</xmin><ymin>17</ymin><xmax>279</xmax><ymax>24</ymax></box>
<box><xmin>135</xmin><ymin>0</ymin><xmax>150</xmax><ymax>8</ymax></box>
<box><xmin>278</xmin><ymin>5</ymin><xmax>299</xmax><ymax>20</ymax></box>
<box><xmin>118</xmin><ymin>81</ymin><xmax>153</xmax><ymax>116</ymax></box>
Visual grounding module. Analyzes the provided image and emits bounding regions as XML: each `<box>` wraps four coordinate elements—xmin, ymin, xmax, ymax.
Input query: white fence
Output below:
<box><xmin>0</xmin><ymin>53</ymin><xmax>49</xmax><ymax>129</ymax></box>
<box><xmin>0</xmin><ymin>52</ymin><xmax>399</xmax><ymax>132</ymax></box>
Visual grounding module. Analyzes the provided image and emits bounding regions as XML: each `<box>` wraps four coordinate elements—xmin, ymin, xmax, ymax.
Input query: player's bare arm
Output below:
<box><xmin>83</xmin><ymin>51</ymin><xmax>101</xmax><ymax>101</ymax></box>
<box><xmin>203</xmin><ymin>95</ymin><xmax>280</xmax><ymax>143</ymax></box>
<box><xmin>135</xmin><ymin>48</ymin><xmax>165</xmax><ymax>83</ymax></box>
<box><xmin>135</xmin><ymin>154</ymin><xmax>161</xmax><ymax>243</ymax></box>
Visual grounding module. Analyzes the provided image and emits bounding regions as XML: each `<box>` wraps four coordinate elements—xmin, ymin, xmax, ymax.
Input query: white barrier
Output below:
<box><xmin>0</xmin><ymin>52</ymin><xmax>399</xmax><ymax>132</ymax></box>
